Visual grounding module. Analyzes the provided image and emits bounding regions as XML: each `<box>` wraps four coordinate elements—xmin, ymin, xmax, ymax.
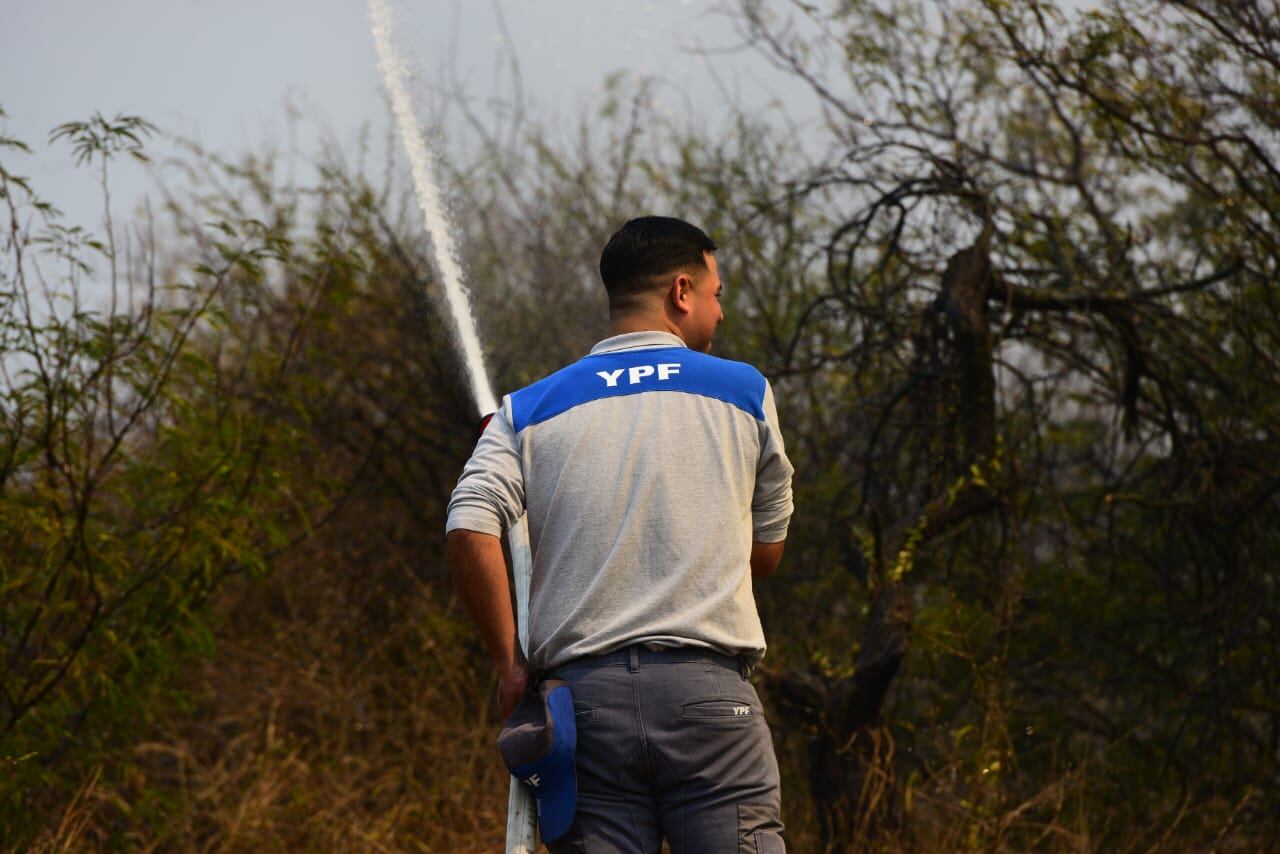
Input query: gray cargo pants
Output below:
<box><xmin>545</xmin><ymin>644</ymin><xmax>785</xmax><ymax>853</ymax></box>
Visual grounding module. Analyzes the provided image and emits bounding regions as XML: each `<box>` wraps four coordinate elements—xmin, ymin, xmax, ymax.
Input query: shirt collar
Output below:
<box><xmin>589</xmin><ymin>331</ymin><xmax>687</xmax><ymax>355</ymax></box>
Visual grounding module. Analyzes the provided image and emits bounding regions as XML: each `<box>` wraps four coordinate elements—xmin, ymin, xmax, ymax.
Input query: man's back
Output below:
<box><xmin>447</xmin><ymin>331</ymin><xmax>793</xmax><ymax>671</ymax></box>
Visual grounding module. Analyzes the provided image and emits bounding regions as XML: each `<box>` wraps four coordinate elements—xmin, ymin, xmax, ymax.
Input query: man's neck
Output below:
<box><xmin>609</xmin><ymin>311</ymin><xmax>684</xmax><ymax>342</ymax></box>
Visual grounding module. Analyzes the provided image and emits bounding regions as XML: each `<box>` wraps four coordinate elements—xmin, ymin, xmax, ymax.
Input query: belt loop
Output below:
<box><xmin>628</xmin><ymin>645</ymin><xmax>640</xmax><ymax>673</ymax></box>
<box><xmin>738</xmin><ymin>655</ymin><xmax>750</xmax><ymax>680</ymax></box>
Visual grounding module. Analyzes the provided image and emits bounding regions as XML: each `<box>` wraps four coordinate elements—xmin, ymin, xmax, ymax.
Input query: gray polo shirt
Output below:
<box><xmin>446</xmin><ymin>331</ymin><xmax>794</xmax><ymax>671</ymax></box>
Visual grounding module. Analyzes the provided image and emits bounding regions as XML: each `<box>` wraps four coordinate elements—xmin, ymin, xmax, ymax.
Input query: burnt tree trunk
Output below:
<box><xmin>938</xmin><ymin>242</ymin><xmax>997</xmax><ymax>463</ymax></box>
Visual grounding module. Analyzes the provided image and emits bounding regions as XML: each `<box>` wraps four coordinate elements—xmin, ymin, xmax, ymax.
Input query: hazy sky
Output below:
<box><xmin>2</xmin><ymin>1</ymin><xmax>814</xmax><ymax>236</ymax></box>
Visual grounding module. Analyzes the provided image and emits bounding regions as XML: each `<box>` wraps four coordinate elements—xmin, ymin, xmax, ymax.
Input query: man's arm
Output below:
<box><xmin>751</xmin><ymin>379</ymin><xmax>795</xmax><ymax>574</ymax></box>
<box><xmin>447</xmin><ymin>528</ymin><xmax>530</xmax><ymax>719</ymax></box>
<box><xmin>445</xmin><ymin>409</ymin><xmax>529</xmax><ymax>718</ymax></box>
<box><xmin>750</xmin><ymin>539</ymin><xmax>786</xmax><ymax>579</ymax></box>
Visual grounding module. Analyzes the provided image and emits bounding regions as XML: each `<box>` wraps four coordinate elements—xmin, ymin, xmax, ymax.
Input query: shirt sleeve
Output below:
<box><xmin>445</xmin><ymin>400</ymin><xmax>525</xmax><ymax>537</ymax></box>
<box><xmin>752</xmin><ymin>378</ymin><xmax>795</xmax><ymax>542</ymax></box>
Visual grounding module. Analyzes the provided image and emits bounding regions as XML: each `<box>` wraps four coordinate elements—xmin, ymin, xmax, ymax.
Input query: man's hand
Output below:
<box><xmin>499</xmin><ymin>658</ymin><xmax>533</xmax><ymax>720</ymax></box>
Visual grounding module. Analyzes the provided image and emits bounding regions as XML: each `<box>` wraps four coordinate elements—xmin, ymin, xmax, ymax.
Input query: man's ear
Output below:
<box><xmin>670</xmin><ymin>273</ymin><xmax>694</xmax><ymax>316</ymax></box>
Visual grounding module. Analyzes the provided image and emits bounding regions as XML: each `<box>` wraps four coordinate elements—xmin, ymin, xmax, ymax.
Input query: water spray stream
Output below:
<box><xmin>367</xmin><ymin>0</ymin><xmax>498</xmax><ymax>417</ymax></box>
<box><xmin>366</xmin><ymin>5</ymin><xmax>536</xmax><ymax>851</ymax></box>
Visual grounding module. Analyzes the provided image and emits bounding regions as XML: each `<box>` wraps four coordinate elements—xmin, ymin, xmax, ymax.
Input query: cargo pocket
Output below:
<box><xmin>753</xmin><ymin>830</ymin><xmax>785</xmax><ymax>853</ymax></box>
<box><xmin>738</xmin><ymin>803</ymin><xmax>785</xmax><ymax>853</ymax></box>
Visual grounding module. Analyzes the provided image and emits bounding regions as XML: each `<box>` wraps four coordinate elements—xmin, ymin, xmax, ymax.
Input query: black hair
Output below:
<box><xmin>599</xmin><ymin>216</ymin><xmax>717</xmax><ymax>311</ymax></box>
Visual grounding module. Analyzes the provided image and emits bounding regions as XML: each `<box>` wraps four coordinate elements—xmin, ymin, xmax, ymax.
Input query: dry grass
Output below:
<box><xmin>29</xmin><ymin>512</ymin><xmax>511</xmax><ymax>852</ymax></box>
<box><xmin>24</xmin><ymin>518</ymin><xmax>1271</xmax><ymax>852</ymax></box>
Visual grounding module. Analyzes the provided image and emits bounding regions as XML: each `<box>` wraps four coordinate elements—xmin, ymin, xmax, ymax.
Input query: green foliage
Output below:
<box><xmin>3</xmin><ymin>0</ymin><xmax>1279</xmax><ymax>846</ymax></box>
<box><xmin>49</xmin><ymin>113</ymin><xmax>156</xmax><ymax>167</ymax></box>
<box><xmin>0</xmin><ymin>118</ymin><xmax>335</xmax><ymax>846</ymax></box>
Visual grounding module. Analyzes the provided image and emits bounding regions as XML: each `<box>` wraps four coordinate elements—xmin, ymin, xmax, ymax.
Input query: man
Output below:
<box><xmin>446</xmin><ymin>216</ymin><xmax>794</xmax><ymax>853</ymax></box>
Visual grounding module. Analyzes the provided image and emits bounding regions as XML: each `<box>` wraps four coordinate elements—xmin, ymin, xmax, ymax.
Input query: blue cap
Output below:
<box><xmin>497</xmin><ymin>678</ymin><xmax>578</xmax><ymax>842</ymax></box>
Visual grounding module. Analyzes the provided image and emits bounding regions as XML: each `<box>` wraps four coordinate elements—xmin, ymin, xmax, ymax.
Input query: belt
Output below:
<box><xmin>560</xmin><ymin>643</ymin><xmax>753</xmax><ymax>679</ymax></box>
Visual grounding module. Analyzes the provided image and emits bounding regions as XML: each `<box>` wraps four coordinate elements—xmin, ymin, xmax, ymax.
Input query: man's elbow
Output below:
<box><xmin>750</xmin><ymin>540</ymin><xmax>786</xmax><ymax>578</ymax></box>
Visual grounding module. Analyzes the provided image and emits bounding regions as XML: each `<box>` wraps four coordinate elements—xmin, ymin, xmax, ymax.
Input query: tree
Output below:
<box><xmin>0</xmin><ymin>114</ymin><xmax>337</xmax><ymax>842</ymax></box>
<box><xmin>731</xmin><ymin>0</ymin><xmax>1279</xmax><ymax>847</ymax></box>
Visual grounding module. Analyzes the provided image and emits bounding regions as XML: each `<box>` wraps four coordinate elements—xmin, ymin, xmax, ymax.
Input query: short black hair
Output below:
<box><xmin>599</xmin><ymin>216</ymin><xmax>717</xmax><ymax>311</ymax></box>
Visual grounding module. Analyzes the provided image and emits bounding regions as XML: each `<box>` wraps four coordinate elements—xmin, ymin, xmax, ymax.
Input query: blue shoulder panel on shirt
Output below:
<box><xmin>510</xmin><ymin>347</ymin><xmax>766</xmax><ymax>433</ymax></box>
